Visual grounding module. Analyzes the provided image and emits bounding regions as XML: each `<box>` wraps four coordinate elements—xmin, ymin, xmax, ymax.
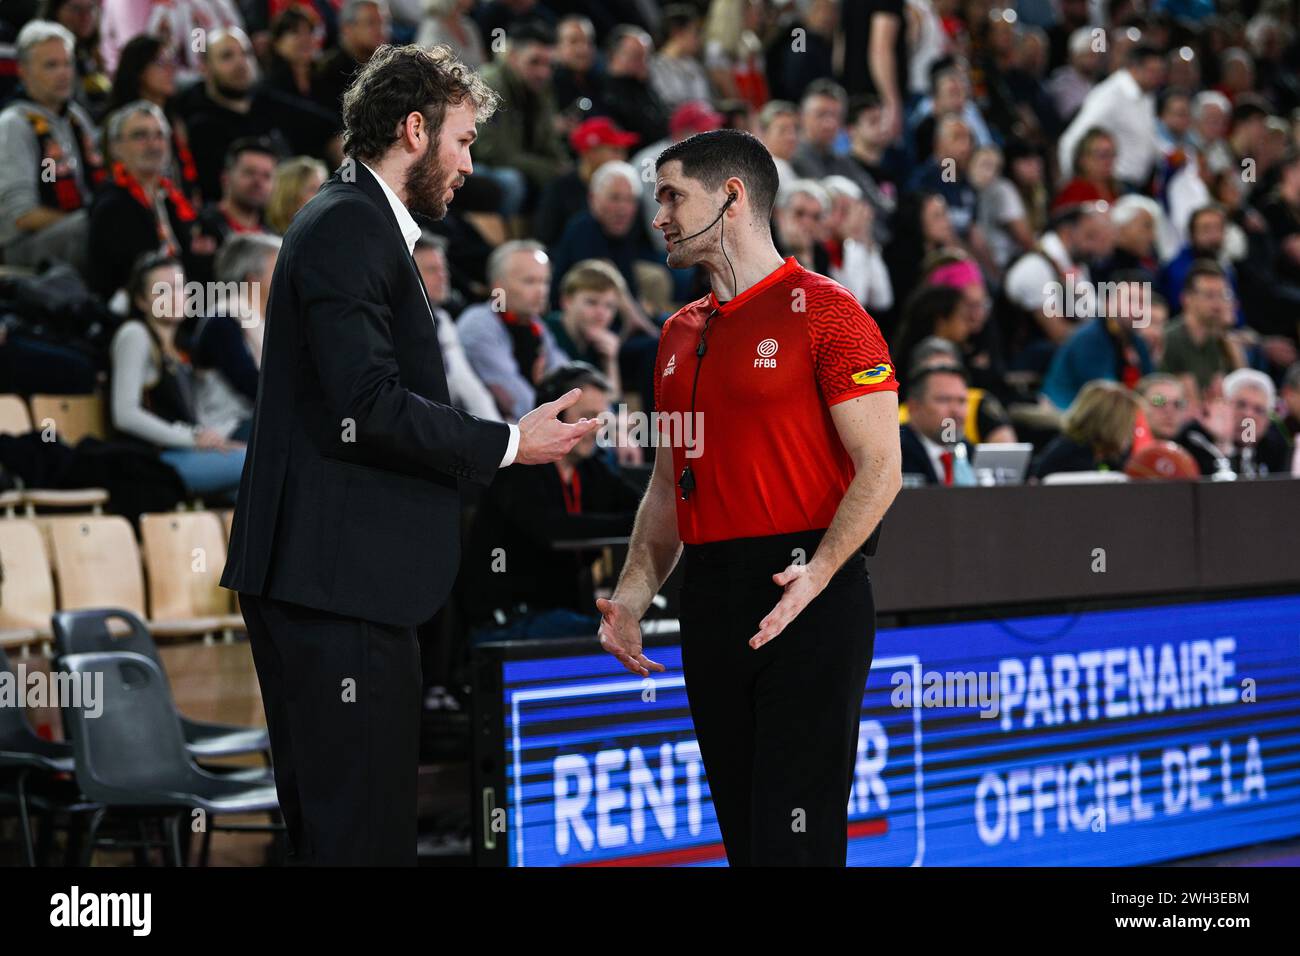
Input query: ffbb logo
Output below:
<box><xmin>754</xmin><ymin>338</ymin><xmax>778</xmax><ymax>368</ymax></box>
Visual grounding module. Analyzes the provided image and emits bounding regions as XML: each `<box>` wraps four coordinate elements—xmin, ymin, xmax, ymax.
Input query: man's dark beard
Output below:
<box><xmin>213</xmin><ymin>79</ymin><xmax>252</xmax><ymax>102</ymax></box>
<box><xmin>404</xmin><ymin>137</ymin><xmax>451</xmax><ymax>220</ymax></box>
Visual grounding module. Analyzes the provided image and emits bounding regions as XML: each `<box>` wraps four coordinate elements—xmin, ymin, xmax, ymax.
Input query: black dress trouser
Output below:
<box><xmin>240</xmin><ymin>593</ymin><xmax>422</xmax><ymax>866</ymax></box>
<box><xmin>679</xmin><ymin>528</ymin><xmax>877</xmax><ymax>867</ymax></box>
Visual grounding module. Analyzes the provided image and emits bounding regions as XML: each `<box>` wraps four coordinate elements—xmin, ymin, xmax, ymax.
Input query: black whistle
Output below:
<box><xmin>678</xmin><ymin>465</ymin><xmax>695</xmax><ymax>500</ymax></box>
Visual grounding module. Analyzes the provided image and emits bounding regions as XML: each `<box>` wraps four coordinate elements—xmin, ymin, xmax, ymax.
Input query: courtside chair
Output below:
<box><xmin>58</xmin><ymin>650</ymin><xmax>280</xmax><ymax>866</ymax></box>
<box><xmin>0</xmin><ymin>646</ymin><xmax>77</xmax><ymax>865</ymax></box>
<box><xmin>51</xmin><ymin>608</ymin><xmax>270</xmax><ymax>764</ymax></box>
<box><xmin>0</xmin><ymin>518</ymin><xmax>57</xmax><ymax>648</ymax></box>
<box><xmin>48</xmin><ymin>515</ymin><xmax>227</xmax><ymax>638</ymax></box>
<box><xmin>27</xmin><ymin>394</ymin><xmax>106</xmax><ymax>445</ymax></box>
<box><xmin>139</xmin><ymin>511</ymin><xmax>245</xmax><ymax>638</ymax></box>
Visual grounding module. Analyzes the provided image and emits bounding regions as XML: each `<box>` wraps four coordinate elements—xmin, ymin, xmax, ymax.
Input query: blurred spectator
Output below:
<box><xmin>460</xmin><ymin>361</ymin><xmax>641</xmax><ymax>641</ymax></box>
<box><xmin>473</xmin><ymin>0</ymin><xmax>557</xmax><ymax>42</ymax></box>
<box><xmin>756</xmin><ymin>99</ymin><xmax>799</xmax><ymax>189</ymax></box>
<box><xmin>543</xmin><ymin>258</ymin><xmax>624</xmax><ymax>395</ymax></box>
<box><xmin>1003</xmin><ymin>201</ymin><xmax>1114</xmax><ymax>351</ymax></box>
<box><xmin>842</xmin><ymin>0</ymin><xmax>905</xmax><ymax>140</ymax></box>
<box><xmin>910</xmin><ymin>58</ymin><xmax>993</xmax><ymax>162</ymax></box>
<box><xmin>0</xmin><ymin>20</ymin><xmax>100</xmax><ymax>274</ymax></box>
<box><xmin>1053</xmin><ymin>127</ymin><xmax>1120</xmax><ymax>212</ymax></box>
<box><xmin>549</xmin><ymin>13</ymin><xmax>599</xmax><ymax>113</ymax></box>
<box><xmin>1029</xmin><ymin>380</ymin><xmax>1139</xmax><ymax>480</ymax></box>
<box><xmin>883</xmin><ymin>191</ymin><xmax>956</xmax><ymax>312</ymax></box>
<box><xmin>791</xmin><ymin>79</ymin><xmax>857</xmax><ymax>181</ymax></box>
<box><xmin>1046</xmin><ymin>25</ymin><xmax>1103</xmax><ymax>123</ymax></box>
<box><xmin>105</xmin><ymin>34</ymin><xmax>199</xmax><ymax>203</ymax></box>
<box><xmin>185</xmin><ymin>232</ymin><xmax>280</xmax><ymax>441</ymax></box>
<box><xmin>534</xmin><ymin>116</ymin><xmax>636</xmax><ymax>247</ymax></box>
<box><xmin>765</xmin><ymin>0</ymin><xmax>836</xmax><ymax>103</ymax></box>
<box><xmin>194</xmin><ymin>137</ymin><xmax>276</xmax><ymax>255</ymax></box>
<box><xmin>898</xmin><ymin>335</ymin><xmax>1016</xmax><ymax>443</ymax></box>
<box><xmin>971</xmin><ymin>144</ymin><xmax>1032</xmax><ymax>274</ymax></box>
<box><xmin>100</xmin><ymin>0</ymin><xmax>242</xmax><ymax>79</ymax></box>
<box><xmin>1161</xmin><ymin>204</ymin><xmax>1239</xmax><ymax>315</ymax></box>
<box><xmin>264</xmin><ymin>4</ymin><xmax>323</xmax><ymax>100</ymax></box>
<box><xmin>412</xmin><ymin>230</ymin><xmax>501</xmax><ymax>421</ymax></box>
<box><xmin>1160</xmin><ymin>259</ymin><xmax>1243</xmax><ymax>399</ymax></box>
<box><xmin>1045</xmin><ymin>0</ymin><xmax>1092</xmax><ymax>73</ymax></box>
<box><xmin>821</xmin><ymin>175</ymin><xmax>892</xmax><ymax>312</ymax></box>
<box><xmin>922</xmin><ymin>250</ymin><xmax>1005</xmax><ymax>397</ymax></box>
<box><xmin>109</xmin><ymin>251</ymin><xmax>246</xmax><ymax>498</ymax></box>
<box><xmin>548</xmin><ymin>160</ymin><xmax>659</xmax><ymax>309</ymax></box>
<box><xmin>907</xmin><ymin>114</ymin><xmax>979</xmax><ymax>240</ymax></box>
<box><xmin>1040</xmin><ymin>270</ymin><xmax>1155</xmax><ymax>410</ymax></box>
<box><xmin>1279</xmin><ymin>362</ymin><xmax>1300</xmax><ymax>446</ymax></box>
<box><xmin>475</xmin><ymin>20</ymin><xmax>567</xmax><ymax>216</ymax></box>
<box><xmin>457</xmin><ymin>240</ymin><xmax>566</xmax><ymax>421</ymax></box>
<box><xmin>88</xmin><ymin>101</ymin><xmax>212</xmax><ymax>300</ymax></box>
<box><xmin>703</xmin><ymin>0</ymin><xmax>768</xmax><ymax>109</ymax></box>
<box><xmin>1059</xmin><ymin>44</ymin><xmax>1166</xmax><ymax>190</ymax></box>
<box><xmin>41</xmin><ymin>0</ymin><xmax>110</xmax><ymax>118</ymax></box>
<box><xmin>904</xmin><ymin>0</ymin><xmax>948</xmax><ymax>103</ymax></box>
<box><xmin>844</xmin><ymin>94</ymin><xmax>900</xmax><ymax>243</ymax></box>
<box><xmin>600</xmin><ymin>24</ymin><xmax>670</xmax><ymax>145</ymax></box>
<box><xmin>1137</xmin><ymin>372</ymin><xmax>1192</xmax><ymax>442</ymax></box>
<box><xmin>416</xmin><ymin>0</ymin><xmax>486</xmax><ymax>69</ymax></box>
<box><xmin>649</xmin><ymin>3</ymin><xmax>710</xmax><ymax>111</ymax></box>
<box><xmin>1101</xmin><ymin>194</ymin><xmax>1162</xmax><ymax>285</ymax></box>
<box><xmin>899</xmin><ymin>364</ymin><xmax>977</xmax><ymax>486</ymax></box>
<box><xmin>182</xmin><ymin>28</ymin><xmax>336</xmax><ymax>203</ymax></box>
<box><xmin>314</xmin><ymin>0</ymin><xmax>390</xmax><ymax>116</ymax></box>
<box><xmin>773</xmin><ymin>178</ymin><xmax>830</xmax><ymax>274</ymax></box>
<box><xmin>1155</xmin><ymin>87</ymin><xmax>1194</xmax><ymax>155</ymax></box>
<box><xmin>1255</xmin><ymin>148</ymin><xmax>1300</xmax><ymax>294</ymax></box>
<box><xmin>1177</xmin><ymin>368</ymin><xmax>1291</xmax><ymax>477</ymax></box>
<box><xmin>265</xmin><ymin>154</ymin><xmax>327</xmax><ymax>234</ymax></box>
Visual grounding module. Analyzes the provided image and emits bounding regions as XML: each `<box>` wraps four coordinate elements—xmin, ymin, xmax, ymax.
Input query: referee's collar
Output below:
<box><xmin>708</xmin><ymin>256</ymin><xmax>801</xmax><ymax>314</ymax></box>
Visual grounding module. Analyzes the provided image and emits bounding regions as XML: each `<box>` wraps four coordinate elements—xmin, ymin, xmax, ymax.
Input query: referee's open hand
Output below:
<box><xmin>749</xmin><ymin>562</ymin><xmax>828</xmax><ymax>649</ymax></box>
<box><xmin>515</xmin><ymin>388</ymin><xmax>603</xmax><ymax>465</ymax></box>
<box><xmin>596</xmin><ymin>597</ymin><xmax>665</xmax><ymax>677</ymax></box>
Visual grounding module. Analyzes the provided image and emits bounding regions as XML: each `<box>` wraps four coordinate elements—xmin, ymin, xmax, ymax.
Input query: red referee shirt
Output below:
<box><xmin>653</xmin><ymin>256</ymin><xmax>898</xmax><ymax>545</ymax></box>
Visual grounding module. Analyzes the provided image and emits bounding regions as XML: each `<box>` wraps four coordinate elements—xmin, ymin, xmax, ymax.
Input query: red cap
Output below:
<box><xmin>670</xmin><ymin>100</ymin><xmax>724</xmax><ymax>138</ymax></box>
<box><xmin>569</xmin><ymin>117</ymin><xmax>640</xmax><ymax>154</ymax></box>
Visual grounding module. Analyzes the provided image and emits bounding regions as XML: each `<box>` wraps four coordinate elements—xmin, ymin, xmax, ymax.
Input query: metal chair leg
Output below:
<box><xmin>165</xmin><ymin>813</ymin><xmax>185</xmax><ymax>866</ymax></box>
<box><xmin>81</xmin><ymin>807</ymin><xmax>107</xmax><ymax>866</ymax></box>
<box><xmin>15</xmin><ymin>769</ymin><xmax>36</xmax><ymax>867</ymax></box>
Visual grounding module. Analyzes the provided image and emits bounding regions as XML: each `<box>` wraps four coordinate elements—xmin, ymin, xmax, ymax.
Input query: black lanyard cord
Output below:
<box><xmin>678</xmin><ymin>307</ymin><xmax>720</xmax><ymax>501</ymax></box>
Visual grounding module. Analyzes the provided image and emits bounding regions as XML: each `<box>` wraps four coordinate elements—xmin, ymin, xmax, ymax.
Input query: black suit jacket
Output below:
<box><xmin>220</xmin><ymin>165</ymin><xmax>510</xmax><ymax>627</ymax></box>
<box><xmin>900</xmin><ymin>424</ymin><xmax>975</xmax><ymax>485</ymax></box>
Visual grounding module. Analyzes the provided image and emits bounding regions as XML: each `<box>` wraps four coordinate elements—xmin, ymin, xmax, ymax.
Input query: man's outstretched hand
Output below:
<box><xmin>596</xmin><ymin>597</ymin><xmax>664</xmax><ymax>677</ymax></box>
<box><xmin>514</xmin><ymin>387</ymin><xmax>602</xmax><ymax>465</ymax></box>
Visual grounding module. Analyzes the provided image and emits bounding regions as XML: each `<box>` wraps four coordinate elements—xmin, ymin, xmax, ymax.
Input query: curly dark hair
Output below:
<box><xmin>341</xmin><ymin>43</ymin><xmax>500</xmax><ymax>163</ymax></box>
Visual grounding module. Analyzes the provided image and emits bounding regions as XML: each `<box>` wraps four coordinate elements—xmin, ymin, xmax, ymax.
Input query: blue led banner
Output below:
<box><xmin>497</xmin><ymin>595</ymin><xmax>1300</xmax><ymax>866</ymax></box>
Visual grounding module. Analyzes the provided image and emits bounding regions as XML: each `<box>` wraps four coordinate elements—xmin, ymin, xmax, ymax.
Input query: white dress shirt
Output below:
<box><xmin>1057</xmin><ymin>68</ymin><xmax>1159</xmax><ymax>185</ymax></box>
<box><xmin>361</xmin><ymin>162</ymin><xmax>519</xmax><ymax>467</ymax></box>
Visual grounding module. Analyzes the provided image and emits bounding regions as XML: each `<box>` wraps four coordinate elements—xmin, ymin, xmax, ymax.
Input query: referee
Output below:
<box><xmin>597</xmin><ymin>129</ymin><xmax>903</xmax><ymax>866</ymax></box>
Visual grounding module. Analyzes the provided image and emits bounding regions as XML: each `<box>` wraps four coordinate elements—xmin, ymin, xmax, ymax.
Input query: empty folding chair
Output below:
<box><xmin>139</xmin><ymin>512</ymin><xmax>245</xmax><ymax>635</ymax></box>
<box><xmin>48</xmin><ymin>514</ymin><xmax>225</xmax><ymax>638</ymax></box>
<box><xmin>0</xmin><ymin>646</ymin><xmax>75</xmax><ymax>865</ymax></box>
<box><xmin>0</xmin><ymin>518</ymin><xmax>57</xmax><ymax>644</ymax></box>
<box><xmin>52</xmin><ymin>607</ymin><xmax>269</xmax><ymax>764</ymax></box>
<box><xmin>0</xmin><ymin>394</ymin><xmax>32</xmax><ymax>436</ymax></box>
<box><xmin>27</xmin><ymin>394</ymin><xmax>105</xmax><ymax>445</ymax></box>
<box><xmin>59</xmin><ymin>650</ymin><xmax>279</xmax><ymax>866</ymax></box>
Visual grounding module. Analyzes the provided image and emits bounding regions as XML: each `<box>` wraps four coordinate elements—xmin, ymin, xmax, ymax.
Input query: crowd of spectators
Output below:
<box><xmin>2</xmin><ymin>0</ymin><xmax>1300</xmax><ymax>640</ymax></box>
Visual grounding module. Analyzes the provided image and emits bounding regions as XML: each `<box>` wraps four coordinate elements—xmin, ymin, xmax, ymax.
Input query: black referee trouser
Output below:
<box><xmin>240</xmin><ymin>593</ymin><xmax>422</xmax><ymax>866</ymax></box>
<box><xmin>679</xmin><ymin>528</ymin><xmax>876</xmax><ymax>867</ymax></box>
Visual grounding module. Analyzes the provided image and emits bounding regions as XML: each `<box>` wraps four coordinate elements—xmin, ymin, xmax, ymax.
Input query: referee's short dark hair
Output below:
<box><xmin>656</xmin><ymin>128</ymin><xmax>780</xmax><ymax>221</ymax></box>
<box><xmin>536</xmin><ymin>361</ymin><xmax>614</xmax><ymax>409</ymax></box>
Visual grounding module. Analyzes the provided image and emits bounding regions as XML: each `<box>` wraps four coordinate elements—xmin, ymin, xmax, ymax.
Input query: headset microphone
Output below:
<box><xmin>671</xmin><ymin>192</ymin><xmax>737</xmax><ymax>244</ymax></box>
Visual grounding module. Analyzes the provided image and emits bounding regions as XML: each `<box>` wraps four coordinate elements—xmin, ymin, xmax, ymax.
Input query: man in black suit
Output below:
<box><xmin>899</xmin><ymin>365</ymin><xmax>977</xmax><ymax>485</ymax></box>
<box><xmin>220</xmin><ymin>43</ymin><xmax>601</xmax><ymax>866</ymax></box>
